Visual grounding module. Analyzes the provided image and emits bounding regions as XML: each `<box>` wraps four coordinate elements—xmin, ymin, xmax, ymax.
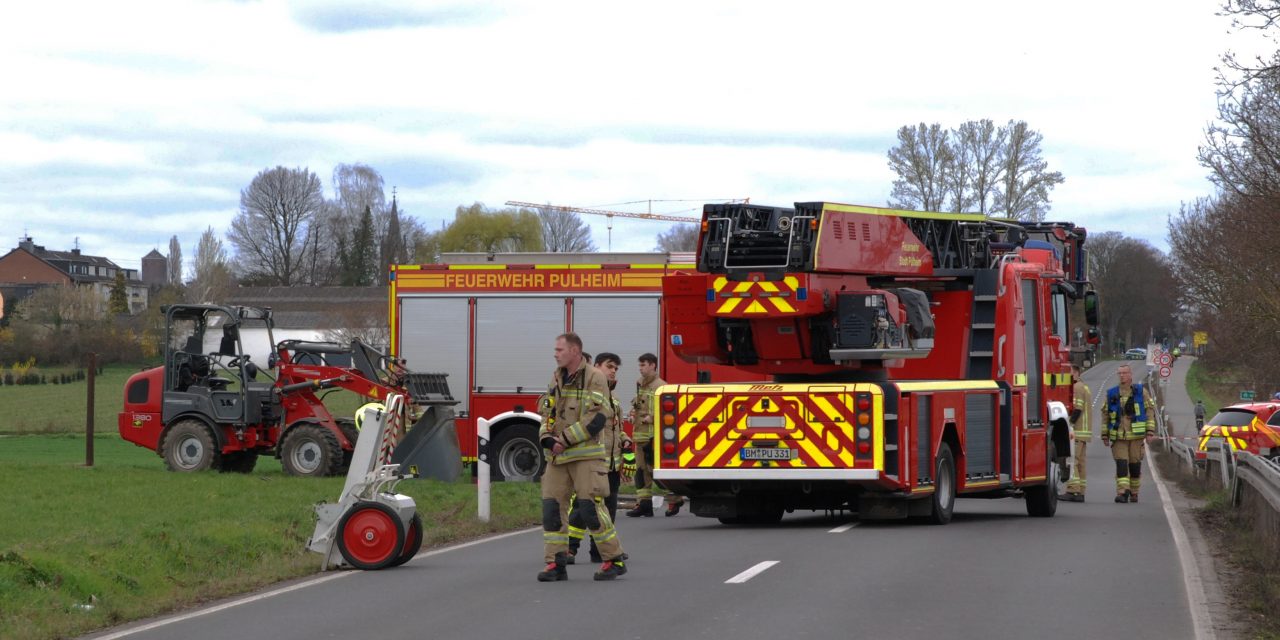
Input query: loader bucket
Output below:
<box><xmin>392</xmin><ymin>405</ymin><xmax>463</xmax><ymax>481</ymax></box>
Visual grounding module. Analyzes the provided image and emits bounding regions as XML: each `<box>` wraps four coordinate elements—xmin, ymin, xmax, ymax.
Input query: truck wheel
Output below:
<box><xmin>928</xmin><ymin>443</ymin><xmax>956</xmax><ymax>525</ymax></box>
<box><xmin>336</xmin><ymin>502</ymin><xmax>406</xmax><ymax>570</ymax></box>
<box><xmin>160</xmin><ymin>420</ymin><xmax>220</xmax><ymax>472</ymax></box>
<box><xmin>220</xmin><ymin>451</ymin><xmax>259</xmax><ymax>473</ymax></box>
<box><xmin>281</xmin><ymin>424</ymin><xmax>344</xmax><ymax>477</ymax></box>
<box><xmin>387</xmin><ymin>512</ymin><xmax>423</xmax><ymax>568</ymax></box>
<box><xmin>491</xmin><ymin>422</ymin><xmax>544</xmax><ymax>482</ymax></box>
<box><xmin>1026</xmin><ymin>440</ymin><xmax>1059</xmax><ymax>517</ymax></box>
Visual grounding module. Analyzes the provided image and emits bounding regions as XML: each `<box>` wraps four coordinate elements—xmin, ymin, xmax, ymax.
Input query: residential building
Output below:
<box><xmin>0</xmin><ymin>236</ymin><xmax>150</xmax><ymax>314</ymax></box>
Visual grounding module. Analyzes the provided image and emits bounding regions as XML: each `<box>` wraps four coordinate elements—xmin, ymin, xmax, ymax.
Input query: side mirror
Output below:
<box><xmin>1083</xmin><ymin>290</ymin><xmax>1099</xmax><ymax>326</ymax></box>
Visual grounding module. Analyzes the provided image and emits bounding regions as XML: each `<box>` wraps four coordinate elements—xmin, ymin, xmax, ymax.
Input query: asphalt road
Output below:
<box><xmin>90</xmin><ymin>358</ymin><xmax>1197</xmax><ymax>640</ymax></box>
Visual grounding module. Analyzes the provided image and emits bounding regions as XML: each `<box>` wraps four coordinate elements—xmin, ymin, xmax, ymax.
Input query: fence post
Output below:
<box><xmin>477</xmin><ymin>418</ymin><xmax>491</xmax><ymax>522</ymax></box>
<box><xmin>85</xmin><ymin>352</ymin><xmax>96</xmax><ymax>467</ymax></box>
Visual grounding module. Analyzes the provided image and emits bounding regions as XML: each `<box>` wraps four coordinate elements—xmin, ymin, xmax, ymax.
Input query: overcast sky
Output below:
<box><xmin>0</xmin><ymin>0</ymin><xmax>1260</xmax><ymax>270</ymax></box>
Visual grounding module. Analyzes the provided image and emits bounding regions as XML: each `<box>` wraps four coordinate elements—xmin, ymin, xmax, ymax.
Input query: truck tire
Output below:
<box><xmin>928</xmin><ymin>443</ymin><xmax>956</xmax><ymax>525</ymax></box>
<box><xmin>160</xmin><ymin>420</ymin><xmax>221</xmax><ymax>472</ymax></box>
<box><xmin>387</xmin><ymin>512</ymin><xmax>423</xmax><ymax>568</ymax></box>
<box><xmin>491</xmin><ymin>422</ymin><xmax>544</xmax><ymax>482</ymax></box>
<box><xmin>1025</xmin><ymin>440</ymin><xmax>1059</xmax><ymax>517</ymax></box>
<box><xmin>336</xmin><ymin>502</ymin><xmax>405</xmax><ymax>570</ymax></box>
<box><xmin>281</xmin><ymin>423</ymin><xmax>344</xmax><ymax>477</ymax></box>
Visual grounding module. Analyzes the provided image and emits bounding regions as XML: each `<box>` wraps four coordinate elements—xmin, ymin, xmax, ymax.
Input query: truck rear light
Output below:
<box><xmin>661</xmin><ymin>397</ymin><xmax>676</xmax><ymax>412</ymax></box>
<box><xmin>857</xmin><ymin>426</ymin><xmax>871</xmax><ymax>440</ymax></box>
<box><xmin>857</xmin><ymin>441</ymin><xmax>871</xmax><ymax>454</ymax></box>
<box><xmin>663</xmin><ymin>442</ymin><xmax>676</xmax><ymax>454</ymax></box>
<box><xmin>856</xmin><ymin>396</ymin><xmax>871</xmax><ymax>411</ymax></box>
<box><xmin>662</xmin><ymin>414</ymin><xmax>675</xmax><ymax>426</ymax></box>
<box><xmin>662</xmin><ymin>427</ymin><xmax>676</xmax><ymax>441</ymax></box>
<box><xmin>857</xmin><ymin>413</ymin><xmax>870</xmax><ymax>426</ymax></box>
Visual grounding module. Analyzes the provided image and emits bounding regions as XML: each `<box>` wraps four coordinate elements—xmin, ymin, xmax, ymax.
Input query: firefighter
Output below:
<box><xmin>1060</xmin><ymin>364</ymin><xmax>1091</xmax><ymax>502</ymax></box>
<box><xmin>567</xmin><ymin>352</ymin><xmax>631</xmax><ymax>565</ymax></box>
<box><xmin>536</xmin><ymin>333</ymin><xmax>627</xmax><ymax>582</ymax></box>
<box><xmin>1101</xmin><ymin>364</ymin><xmax>1156</xmax><ymax>503</ymax></box>
<box><xmin>626</xmin><ymin>353</ymin><xmax>683</xmax><ymax>517</ymax></box>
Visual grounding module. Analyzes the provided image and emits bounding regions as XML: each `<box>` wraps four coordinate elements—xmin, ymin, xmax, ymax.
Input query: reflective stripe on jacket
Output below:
<box><xmin>1105</xmin><ymin>383</ymin><xmax>1153</xmax><ymax>439</ymax></box>
<box><xmin>538</xmin><ymin>361</ymin><xmax>613</xmax><ymax>464</ymax></box>
<box><xmin>1073</xmin><ymin>380</ymin><xmax>1092</xmax><ymax>441</ymax></box>
<box><xmin>631</xmin><ymin>373</ymin><xmax>664</xmax><ymax>444</ymax></box>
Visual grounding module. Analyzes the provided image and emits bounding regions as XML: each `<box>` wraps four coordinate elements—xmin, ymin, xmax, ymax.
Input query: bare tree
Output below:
<box><xmin>954</xmin><ymin>119</ymin><xmax>1007</xmax><ymax>214</ymax></box>
<box><xmin>654</xmin><ymin>224</ymin><xmax>700</xmax><ymax>253</ymax></box>
<box><xmin>167</xmin><ymin>235</ymin><xmax>182</xmax><ymax>286</ymax></box>
<box><xmin>887</xmin><ymin>123</ymin><xmax>952</xmax><ymax>211</ymax></box>
<box><xmin>189</xmin><ymin>226</ymin><xmax>235</xmax><ymax>303</ymax></box>
<box><xmin>228</xmin><ymin>166</ymin><xmax>324</xmax><ymax>286</ymax></box>
<box><xmin>994</xmin><ymin>121</ymin><xmax>1065</xmax><ymax>221</ymax></box>
<box><xmin>536</xmin><ymin>206</ymin><xmax>596</xmax><ymax>252</ymax></box>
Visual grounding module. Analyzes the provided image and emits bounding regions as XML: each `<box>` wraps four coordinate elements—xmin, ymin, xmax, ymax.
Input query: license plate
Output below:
<box><xmin>740</xmin><ymin>447</ymin><xmax>796</xmax><ymax>461</ymax></box>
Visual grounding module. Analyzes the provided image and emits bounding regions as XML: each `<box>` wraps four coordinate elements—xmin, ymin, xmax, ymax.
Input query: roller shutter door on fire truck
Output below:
<box><xmin>570</xmin><ymin>296</ymin><xmax>660</xmax><ymax>408</ymax></box>
<box><xmin>475</xmin><ymin>297</ymin><xmax>566</xmax><ymax>393</ymax></box>
<box><xmin>400</xmin><ymin>297</ymin><xmax>470</xmax><ymax>412</ymax></box>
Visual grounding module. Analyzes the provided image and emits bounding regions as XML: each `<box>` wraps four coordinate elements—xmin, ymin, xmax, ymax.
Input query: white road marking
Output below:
<box><xmin>828</xmin><ymin>522</ymin><xmax>859</xmax><ymax>533</ymax></box>
<box><xmin>1149</xmin><ymin>441</ymin><xmax>1216</xmax><ymax>639</ymax></box>
<box><xmin>725</xmin><ymin>560</ymin><xmax>780</xmax><ymax>584</ymax></box>
<box><xmin>90</xmin><ymin>526</ymin><xmax>541</xmax><ymax>639</ymax></box>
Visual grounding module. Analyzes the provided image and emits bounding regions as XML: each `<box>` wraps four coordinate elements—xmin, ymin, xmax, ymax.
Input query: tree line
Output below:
<box><xmin>1168</xmin><ymin>0</ymin><xmax>1280</xmax><ymax>390</ymax></box>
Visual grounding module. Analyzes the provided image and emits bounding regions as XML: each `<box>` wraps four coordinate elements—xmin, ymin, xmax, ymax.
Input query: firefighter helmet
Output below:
<box><xmin>354</xmin><ymin>402</ymin><xmax>386</xmax><ymax>431</ymax></box>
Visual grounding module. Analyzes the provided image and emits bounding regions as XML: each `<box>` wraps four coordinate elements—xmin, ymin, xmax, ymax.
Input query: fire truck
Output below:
<box><xmin>654</xmin><ymin>202</ymin><xmax>1097</xmax><ymax>524</ymax></box>
<box><xmin>389</xmin><ymin>252</ymin><xmax>757</xmax><ymax>481</ymax></box>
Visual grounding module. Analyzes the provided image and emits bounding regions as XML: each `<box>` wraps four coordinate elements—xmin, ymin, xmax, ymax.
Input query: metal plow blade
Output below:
<box><xmin>392</xmin><ymin>405</ymin><xmax>463</xmax><ymax>481</ymax></box>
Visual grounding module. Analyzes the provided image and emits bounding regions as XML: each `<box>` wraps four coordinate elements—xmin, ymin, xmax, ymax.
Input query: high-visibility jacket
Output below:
<box><xmin>630</xmin><ymin>372</ymin><xmax>665</xmax><ymax>444</ymax></box>
<box><xmin>538</xmin><ymin>361</ymin><xmax>614</xmax><ymax>464</ymax></box>
<box><xmin>1072</xmin><ymin>380</ymin><xmax>1092</xmax><ymax>441</ymax></box>
<box><xmin>1104</xmin><ymin>383</ymin><xmax>1154</xmax><ymax>440</ymax></box>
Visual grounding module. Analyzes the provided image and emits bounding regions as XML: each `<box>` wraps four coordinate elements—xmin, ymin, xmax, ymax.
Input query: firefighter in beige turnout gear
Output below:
<box><xmin>626</xmin><ymin>353</ymin><xmax>680</xmax><ymax>517</ymax></box>
<box><xmin>567</xmin><ymin>353</ymin><xmax>631</xmax><ymax>564</ymax></box>
<box><xmin>1060</xmin><ymin>364</ymin><xmax>1091</xmax><ymax>502</ymax></box>
<box><xmin>537</xmin><ymin>334</ymin><xmax>627</xmax><ymax>582</ymax></box>
<box><xmin>1102</xmin><ymin>364</ymin><xmax>1156</xmax><ymax>503</ymax></box>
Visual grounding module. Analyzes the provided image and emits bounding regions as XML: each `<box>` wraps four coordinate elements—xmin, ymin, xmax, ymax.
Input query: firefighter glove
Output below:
<box><xmin>620</xmin><ymin>451</ymin><xmax>637</xmax><ymax>478</ymax></box>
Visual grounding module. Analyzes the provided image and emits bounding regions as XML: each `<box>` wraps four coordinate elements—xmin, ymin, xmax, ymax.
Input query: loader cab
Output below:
<box><xmin>161</xmin><ymin>304</ymin><xmax>277</xmax><ymax>428</ymax></box>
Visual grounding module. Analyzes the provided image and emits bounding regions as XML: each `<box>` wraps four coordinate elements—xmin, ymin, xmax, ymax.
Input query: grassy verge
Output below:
<box><xmin>0</xmin><ymin>435</ymin><xmax>538</xmax><ymax>640</ymax></box>
<box><xmin>1186</xmin><ymin>358</ymin><xmax>1254</xmax><ymax>412</ymax></box>
<box><xmin>1154</xmin><ymin>449</ymin><xmax>1280</xmax><ymax>638</ymax></box>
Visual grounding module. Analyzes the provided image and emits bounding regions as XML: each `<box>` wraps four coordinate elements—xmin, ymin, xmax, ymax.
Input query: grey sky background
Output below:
<box><xmin>0</xmin><ymin>0</ymin><xmax>1257</xmax><ymax>270</ymax></box>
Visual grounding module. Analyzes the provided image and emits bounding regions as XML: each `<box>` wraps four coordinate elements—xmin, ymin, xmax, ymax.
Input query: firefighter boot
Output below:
<box><xmin>1114</xmin><ymin>492</ymin><xmax>1128</xmax><ymax>503</ymax></box>
<box><xmin>664</xmin><ymin>497</ymin><xmax>684</xmax><ymax>517</ymax></box>
<box><xmin>626</xmin><ymin>499</ymin><xmax>654</xmax><ymax>517</ymax></box>
<box><xmin>537</xmin><ymin>552</ymin><xmax>568</xmax><ymax>582</ymax></box>
<box><xmin>594</xmin><ymin>555</ymin><xmax>629</xmax><ymax>581</ymax></box>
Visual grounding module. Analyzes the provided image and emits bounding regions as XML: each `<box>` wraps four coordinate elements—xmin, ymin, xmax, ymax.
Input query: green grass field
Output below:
<box><xmin>1185</xmin><ymin>358</ymin><xmax>1243</xmax><ymax>412</ymax></box>
<box><xmin>0</xmin><ymin>436</ymin><xmax>538</xmax><ymax>640</ymax></box>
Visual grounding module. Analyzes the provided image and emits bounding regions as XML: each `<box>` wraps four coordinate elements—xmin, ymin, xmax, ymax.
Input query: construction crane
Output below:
<box><xmin>506</xmin><ymin>200</ymin><xmax>746</xmax><ymax>250</ymax></box>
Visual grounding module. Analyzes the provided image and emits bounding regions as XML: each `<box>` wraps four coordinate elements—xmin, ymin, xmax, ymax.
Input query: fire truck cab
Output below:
<box><xmin>655</xmin><ymin>202</ymin><xmax>1095</xmax><ymax>523</ymax></box>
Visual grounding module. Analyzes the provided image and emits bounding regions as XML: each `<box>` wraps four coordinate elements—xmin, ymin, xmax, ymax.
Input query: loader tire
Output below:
<box><xmin>336</xmin><ymin>502</ymin><xmax>405</xmax><ymax>570</ymax></box>
<box><xmin>387</xmin><ymin>512</ymin><xmax>423</xmax><ymax>568</ymax></box>
<box><xmin>927</xmin><ymin>443</ymin><xmax>956</xmax><ymax>525</ymax></box>
<box><xmin>161</xmin><ymin>420</ymin><xmax>220</xmax><ymax>472</ymax></box>
<box><xmin>280</xmin><ymin>423</ymin><xmax>344</xmax><ymax>477</ymax></box>
<box><xmin>1025</xmin><ymin>440</ymin><xmax>1059</xmax><ymax>517</ymax></box>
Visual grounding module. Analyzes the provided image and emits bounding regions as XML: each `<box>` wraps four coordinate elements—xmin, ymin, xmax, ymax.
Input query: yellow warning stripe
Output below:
<box><xmin>821</xmin><ymin>202</ymin><xmax>988</xmax><ymax>222</ymax></box>
<box><xmin>895</xmin><ymin>380</ymin><xmax>1000</xmax><ymax>392</ymax></box>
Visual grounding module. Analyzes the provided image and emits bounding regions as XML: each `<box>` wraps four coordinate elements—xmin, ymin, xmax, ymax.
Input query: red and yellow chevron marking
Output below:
<box><xmin>1197</xmin><ymin>424</ymin><xmax>1258</xmax><ymax>453</ymax></box>
<box><xmin>668</xmin><ymin>384</ymin><xmax>881</xmax><ymax>470</ymax></box>
<box><xmin>710</xmin><ymin>276</ymin><xmax>803</xmax><ymax>316</ymax></box>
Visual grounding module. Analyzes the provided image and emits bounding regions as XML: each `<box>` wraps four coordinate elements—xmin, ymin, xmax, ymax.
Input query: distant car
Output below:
<box><xmin>1124</xmin><ymin>348</ymin><xmax>1147</xmax><ymax>360</ymax></box>
<box><xmin>1197</xmin><ymin>402</ymin><xmax>1280</xmax><ymax>460</ymax></box>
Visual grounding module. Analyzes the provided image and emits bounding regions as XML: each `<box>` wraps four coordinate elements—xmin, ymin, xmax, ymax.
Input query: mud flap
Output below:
<box><xmin>391</xmin><ymin>406</ymin><xmax>463</xmax><ymax>481</ymax></box>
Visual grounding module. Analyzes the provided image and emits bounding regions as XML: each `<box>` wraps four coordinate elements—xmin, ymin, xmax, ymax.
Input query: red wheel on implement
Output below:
<box><xmin>387</xmin><ymin>512</ymin><xmax>423</xmax><ymax>568</ymax></box>
<box><xmin>336</xmin><ymin>502</ymin><xmax>405</xmax><ymax>570</ymax></box>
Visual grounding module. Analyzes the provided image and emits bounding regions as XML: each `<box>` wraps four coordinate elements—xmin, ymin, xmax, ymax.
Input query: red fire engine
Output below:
<box><xmin>655</xmin><ymin>202</ymin><xmax>1097</xmax><ymax>523</ymax></box>
<box><xmin>389</xmin><ymin>252</ymin><xmax>756</xmax><ymax>481</ymax></box>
